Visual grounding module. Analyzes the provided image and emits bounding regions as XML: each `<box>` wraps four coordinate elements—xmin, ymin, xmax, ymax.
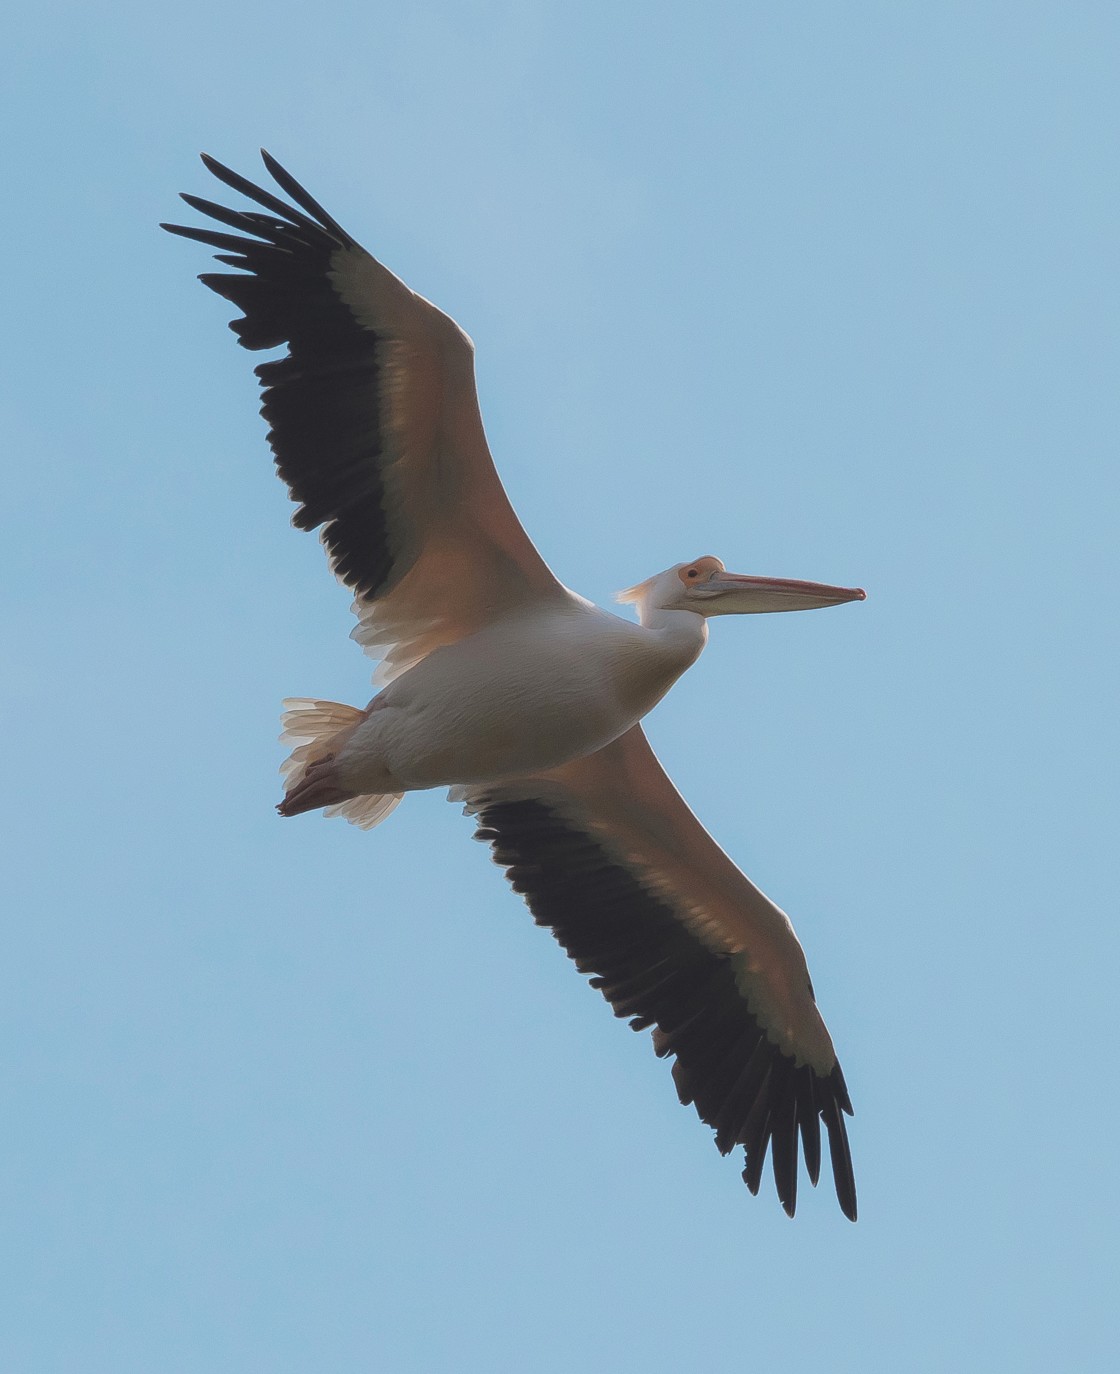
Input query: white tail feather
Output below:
<box><xmin>323</xmin><ymin>792</ymin><xmax>403</xmax><ymax>830</ymax></box>
<box><xmin>280</xmin><ymin>697</ymin><xmax>365</xmax><ymax>748</ymax></box>
<box><xmin>278</xmin><ymin>698</ymin><xmax>402</xmax><ymax>830</ymax></box>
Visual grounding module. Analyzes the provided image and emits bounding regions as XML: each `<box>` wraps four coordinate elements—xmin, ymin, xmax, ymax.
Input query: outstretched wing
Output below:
<box><xmin>163</xmin><ymin>151</ymin><xmax>568</xmax><ymax>682</ymax></box>
<box><xmin>460</xmin><ymin>724</ymin><xmax>857</xmax><ymax>1220</ymax></box>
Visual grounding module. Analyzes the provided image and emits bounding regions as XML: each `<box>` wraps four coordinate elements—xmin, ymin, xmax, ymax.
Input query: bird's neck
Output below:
<box><xmin>602</xmin><ymin>605</ymin><xmax>708</xmax><ymax>726</ymax></box>
<box><xmin>637</xmin><ymin>607</ymin><xmax>709</xmax><ymax>664</ymax></box>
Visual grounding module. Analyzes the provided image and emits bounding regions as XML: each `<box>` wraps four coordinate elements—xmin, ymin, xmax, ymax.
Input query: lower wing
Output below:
<box><xmin>457</xmin><ymin>724</ymin><xmax>857</xmax><ymax>1220</ymax></box>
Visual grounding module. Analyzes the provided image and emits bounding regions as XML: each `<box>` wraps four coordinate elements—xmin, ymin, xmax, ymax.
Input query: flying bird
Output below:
<box><xmin>163</xmin><ymin>151</ymin><xmax>865</xmax><ymax>1220</ymax></box>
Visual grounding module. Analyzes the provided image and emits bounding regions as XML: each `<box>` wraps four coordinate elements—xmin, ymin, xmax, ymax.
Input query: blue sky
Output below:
<box><xmin>4</xmin><ymin>2</ymin><xmax>1118</xmax><ymax>1370</ymax></box>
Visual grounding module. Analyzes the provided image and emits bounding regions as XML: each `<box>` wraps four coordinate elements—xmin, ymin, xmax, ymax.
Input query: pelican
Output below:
<box><xmin>163</xmin><ymin>152</ymin><xmax>866</xmax><ymax>1220</ymax></box>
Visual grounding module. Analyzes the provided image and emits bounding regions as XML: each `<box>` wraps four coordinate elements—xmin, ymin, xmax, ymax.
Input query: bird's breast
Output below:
<box><xmin>373</xmin><ymin>605</ymin><xmax>694</xmax><ymax>787</ymax></box>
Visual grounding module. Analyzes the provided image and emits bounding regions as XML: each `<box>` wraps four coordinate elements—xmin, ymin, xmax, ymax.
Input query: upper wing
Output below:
<box><xmin>460</xmin><ymin>724</ymin><xmax>857</xmax><ymax>1220</ymax></box>
<box><xmin>163</xmin><ymin>151</ymin><xmax>568</xmax><ymax>682</ymax></box>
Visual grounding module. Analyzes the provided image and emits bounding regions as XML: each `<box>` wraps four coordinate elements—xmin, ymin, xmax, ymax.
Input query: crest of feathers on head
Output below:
<box><xmin>615</xmin><ymin>574</ymin><xmax>657</xmax><ymax>607</ymax></box>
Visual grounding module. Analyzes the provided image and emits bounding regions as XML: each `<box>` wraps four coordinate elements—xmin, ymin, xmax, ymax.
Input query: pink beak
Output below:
<box><xmin>697</xmin><ymin>572</ymin><xmax>867</xmax><ymax>615</ymax></box>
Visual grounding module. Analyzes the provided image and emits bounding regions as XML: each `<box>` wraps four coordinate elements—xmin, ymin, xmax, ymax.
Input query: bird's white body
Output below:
<box><xmin>337</xmin><ymin>597</ymin><xmax>708</xmax><ymax>793</ymax></box>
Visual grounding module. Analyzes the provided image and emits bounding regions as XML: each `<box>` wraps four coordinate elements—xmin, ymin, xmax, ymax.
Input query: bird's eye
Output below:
<box><xmin>687</xmin><ymin>568</ymin><xmax>698</xmax><ymax>579</ymax></box>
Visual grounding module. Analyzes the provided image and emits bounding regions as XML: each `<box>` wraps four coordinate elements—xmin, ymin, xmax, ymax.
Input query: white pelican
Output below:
<box><xmin>163</xmin><ymin>152</ymin><xmax>866</xmax><ymax>1220</ymax></box>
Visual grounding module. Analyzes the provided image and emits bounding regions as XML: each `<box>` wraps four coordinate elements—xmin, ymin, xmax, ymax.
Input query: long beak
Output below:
<box><xmin>697</xmin><ymin>572</ymin><xmax>867</xmax><ymax>615</ymax></box>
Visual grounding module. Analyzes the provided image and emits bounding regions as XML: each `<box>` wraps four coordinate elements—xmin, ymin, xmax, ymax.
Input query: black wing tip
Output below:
<box><xmin>257</xmin><ymin>148</ymin><xmax>355</xmax><ymax>245</ymax></box>
<box><xmin>746</xmin><ymin>1156</ymin><xmax>855</xmax><ymax>1221</ymax></box>
<box><xmin>821</xmin><ymin>1093</ymin><xmax>858</xmax><ymax>1222</ymax></box>
<box><xmin>835</xmin><ymin>1159</ymin><xmax>858</xmax><ymax>1221</ymax></box>
<box><xmin>801</xmin><ymin>1135</ymin><xmax>822</xmax><ymax>1190</ymax></box>
<box><xmin>731</xmin><ymin>1059</ymin><xmax>856</xmax><ymax>1221</ymax></box>
<box><xmin>199</xmin><ymin>151</ymin><xmax>228</xmax><ymax>179</ymax></box>
<box><xmin>835</xmin><ymin>1169</ymin><xmax>858</xmax><ymax>1222</ymax></box>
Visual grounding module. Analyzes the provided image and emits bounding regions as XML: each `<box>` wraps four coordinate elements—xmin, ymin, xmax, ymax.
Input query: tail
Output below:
<box><xmin>278</xmin><ymin>698</ymin><xmax>403</xmax><ymax>830</ymax></box>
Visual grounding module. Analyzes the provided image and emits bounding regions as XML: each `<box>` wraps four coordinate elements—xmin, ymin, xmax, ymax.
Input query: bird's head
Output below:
<box><xmin>618</xmin><ymin>555</ymin><xmax>866</xmax><ymax>619</ymax></box>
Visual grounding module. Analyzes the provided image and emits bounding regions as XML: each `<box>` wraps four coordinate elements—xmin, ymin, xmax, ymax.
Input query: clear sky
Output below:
<box><xmin>4</xmin><ymin>2</ymin><xmax>1118</xmax><ymax>1370</ymax></box>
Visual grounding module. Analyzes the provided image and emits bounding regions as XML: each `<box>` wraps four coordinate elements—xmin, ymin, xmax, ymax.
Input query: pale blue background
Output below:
<box><xmin>4</xmin><ymin>3</ymin><xmax>1117</xmax><ymax>1370</ymax></box>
